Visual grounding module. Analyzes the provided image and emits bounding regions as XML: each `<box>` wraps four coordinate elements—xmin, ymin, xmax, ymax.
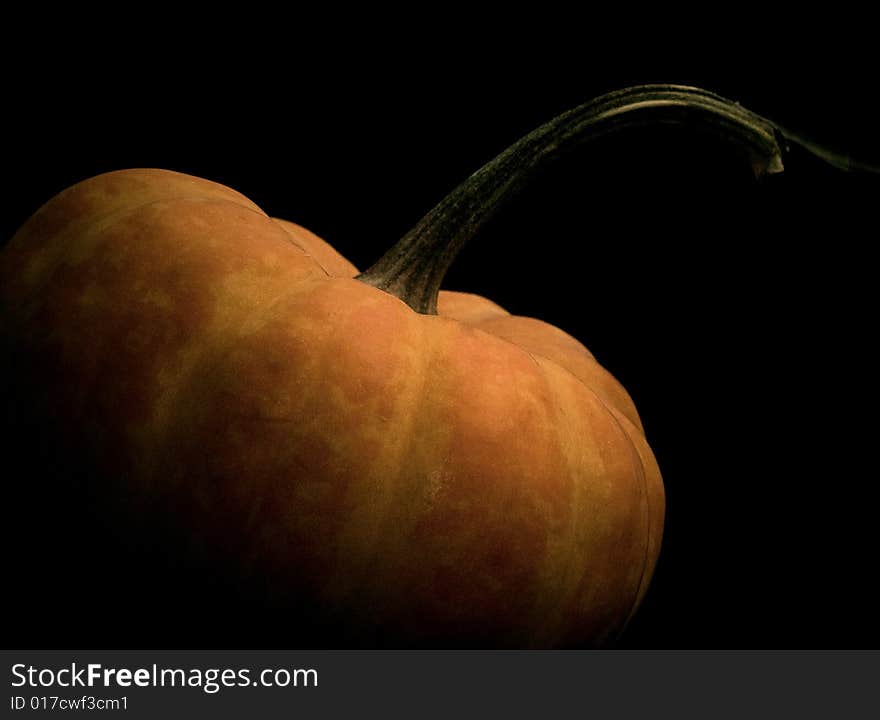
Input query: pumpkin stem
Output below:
<box><xmin>356</xmin><ymin>84</ymin><xmax>864</xmax><ymax>314</ymax></box>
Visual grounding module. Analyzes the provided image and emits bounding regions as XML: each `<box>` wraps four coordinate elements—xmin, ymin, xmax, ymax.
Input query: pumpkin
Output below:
<box><xmin>0</xmin><ymin>85</ymin><xmax>785</xmax><ymax>647</ymax></box>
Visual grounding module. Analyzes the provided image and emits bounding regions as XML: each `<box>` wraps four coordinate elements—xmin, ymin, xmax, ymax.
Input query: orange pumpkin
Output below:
<box><xmin>0</xmin><ymin>86</ymin><xmax>784</xmax><ymax>646</ymax></box>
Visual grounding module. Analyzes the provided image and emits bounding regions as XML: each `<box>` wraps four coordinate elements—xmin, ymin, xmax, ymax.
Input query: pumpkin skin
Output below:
<box><xmin>0</xmin><ymin>168</ymin><xmax>663</xmax><ymax>647</ymax></box>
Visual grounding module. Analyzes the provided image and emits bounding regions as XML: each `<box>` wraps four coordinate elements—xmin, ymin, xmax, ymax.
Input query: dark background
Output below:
<box><xmin>3</xmin><ymin>32</ymin><xmax>877</xmax><ymax>649</ymax></box>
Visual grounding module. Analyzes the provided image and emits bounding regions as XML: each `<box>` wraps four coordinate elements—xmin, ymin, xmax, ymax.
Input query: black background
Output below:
<box><xmin>3</xmin><ymin>27</ymin><xmax>877</xmax><ymax>649</ymax></box>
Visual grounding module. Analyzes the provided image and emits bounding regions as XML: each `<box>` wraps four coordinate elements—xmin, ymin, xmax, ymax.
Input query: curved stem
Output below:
<box><xmin>356</xmin><ymin>84</ymin><xmax>786</xmax><ymax>314</ymax></box>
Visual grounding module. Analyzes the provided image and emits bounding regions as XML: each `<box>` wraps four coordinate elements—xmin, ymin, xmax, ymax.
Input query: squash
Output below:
<box><xmin>0</xmin><ymin>85</ymin><xmax>785</xmax><ymax>646</ymax></box>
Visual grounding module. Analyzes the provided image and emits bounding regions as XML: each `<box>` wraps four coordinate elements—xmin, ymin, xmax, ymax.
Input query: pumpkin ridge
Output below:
<box><xmin>273</xmin><ymin>223</ymin><xmax>334</xmax><ymax>277</ymax></box>
<box><xmin>320</xmin><ymin>294</ymin><xmax>435</xmax><ymax>616</ymax></box>
<box><xmin>272</xmin><ymin>219</ymin><xmax>361</xmax><ymax>280</ymax></box>
<box><xmin>458</xmin><ymin>318</ymin><xmax>645</xmax><ymax>440</ymax></box>
<box><xmin>526</xmin><ymin>350</ymin><xmax>656</xmax><ymax>645</ymax></box>
<box><xmin>515</xmin><ymin>347</ymin><xmax>588</xmax><ymax>645</ymax></box>
<box><xmin>545</xmin><ymin>346</ymin><xmax>641</xmax><ymax>431</ymax></box>
<box><xmin>9</xmin><ymin>181</ymin><xmax>268</xmax><ymax>256</ymax></box>
<box><xmin>2</xmin><ymin>196</ymin><xmax>324</xmax><ymax>328</ymax></box>
<box><xmin>602</xmin><ymin>405</ymin><xmax>656</xmax><ymax>641</ymax></box>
